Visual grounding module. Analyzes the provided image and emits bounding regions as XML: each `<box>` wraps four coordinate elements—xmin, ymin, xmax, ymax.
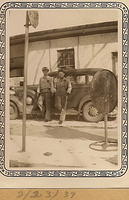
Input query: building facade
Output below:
<box><xmin>10</xmin><ymin>21</ymin><xmax>118</xmax><ymax>86</ymax></box>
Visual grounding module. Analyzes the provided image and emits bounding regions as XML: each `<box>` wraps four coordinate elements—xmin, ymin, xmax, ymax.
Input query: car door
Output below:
<box><xmin>67</xmin><ymin>75</ymin><xmax>91</xmax><ymax>109</ymax></box>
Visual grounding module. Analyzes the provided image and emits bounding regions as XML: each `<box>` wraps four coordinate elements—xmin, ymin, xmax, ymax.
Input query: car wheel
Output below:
<box><xmin>10</xmin><ymin>101</ymin><xmax>18</xmax><ymax>120</ymax></box>
<box><xmin>82</xmin><ymin>101</ymin><xmax>103</xmax><ymax>122</ymax></box>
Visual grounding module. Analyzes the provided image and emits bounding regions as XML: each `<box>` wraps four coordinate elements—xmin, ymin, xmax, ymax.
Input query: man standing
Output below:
<box><xmin>53</xmin><ymin>69</ymin><xmax>72</xmax><ymax>124</ymax></box>
<box><xmin>37</xmin><ymin>67</ymin><xmax>52</xmax><ymax>122</ymax></box>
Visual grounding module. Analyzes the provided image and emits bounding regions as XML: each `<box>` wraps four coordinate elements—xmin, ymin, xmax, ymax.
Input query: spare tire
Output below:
<box><xmin>82</xmin><ymin>101</ymin><xmax>103</xmax><ymax>122</ymax></box>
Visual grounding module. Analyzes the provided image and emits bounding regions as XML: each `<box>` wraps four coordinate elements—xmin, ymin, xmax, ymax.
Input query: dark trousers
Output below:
<box><xmin>55</xmin><ymin>95</ymin><xmax>67</xmax><ymax>111</ymax></box>
<box><xmin>41</xmin><ymin>92</ymin><xmax>51</xmax><ymax>121</ymax></box>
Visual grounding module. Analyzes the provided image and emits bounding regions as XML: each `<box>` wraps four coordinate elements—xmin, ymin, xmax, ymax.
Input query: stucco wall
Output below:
<box><xmin>27</xmin><ymin>37</ymin><xmax>78</xmax><ymax>85</ymax></box>
<box><xmin>27</xmin><ymin>32</ymin><xmax>117</xmax><ymax>85</ymax></box>
<box><xmin>79</xmin><ymin>32</ymin><xmax>118</xmax><ymax>70</ymax></box>
<box><xmin>28</xmin><ymin>41</ymin><xmax>49</xmax><ymax>85</ymax></box>
<box><xmin>10</xmin><ymin>32</ymin><xmax>118</xmax><ymax>85</ymax></box>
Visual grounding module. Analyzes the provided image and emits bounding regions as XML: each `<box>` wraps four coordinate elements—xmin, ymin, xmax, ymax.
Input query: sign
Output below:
<box><xmin>90</xmin><ymin>69</ymin><xmax>117</xmax><ymax>114</ymax></box>
<box><xmin>28</xmin><ymin>11</ymin><xmax>39</xmax><ymax>28</ymax></box>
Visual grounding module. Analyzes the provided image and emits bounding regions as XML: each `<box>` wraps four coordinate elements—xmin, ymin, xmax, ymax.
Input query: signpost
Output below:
<box><xmin>22</xmin><ymin>11</ymin><xmax>39</xmax><ymax>152</ymax></box>
<box><xmin>89</xmin><ymin>69</ymin><xmax>117</xmax><ymax>151</ymax></box>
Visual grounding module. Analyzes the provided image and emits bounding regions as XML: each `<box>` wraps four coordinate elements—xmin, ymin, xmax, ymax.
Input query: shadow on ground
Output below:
<box><xmin>11</xmin><ymin>124</ymin><xmax>116</xmax><ymax>142</ymax></box>
<box><xmin>44</xmin><ymin>126</ymin><xmax>116</xmax><ymax>142</ymax></box>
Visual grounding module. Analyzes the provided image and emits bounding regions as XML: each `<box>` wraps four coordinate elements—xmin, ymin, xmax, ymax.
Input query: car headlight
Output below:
<box><xmin>26</xmin><ymin>96</ymin><xmax>33</xmax><ymax>105</ymax></box>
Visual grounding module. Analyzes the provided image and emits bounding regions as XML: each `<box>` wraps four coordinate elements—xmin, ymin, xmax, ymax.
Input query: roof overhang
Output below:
<box><xmin>10</xmin><ymin>21</ymin><xmax>118</xmax><ymax>45</ymax></box>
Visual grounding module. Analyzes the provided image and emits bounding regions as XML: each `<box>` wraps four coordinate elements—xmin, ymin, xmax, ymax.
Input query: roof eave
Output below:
<box><xmin>10</xmin><ymin>21</ymin><xmax>118</xmax><ymax>45</ymax></box>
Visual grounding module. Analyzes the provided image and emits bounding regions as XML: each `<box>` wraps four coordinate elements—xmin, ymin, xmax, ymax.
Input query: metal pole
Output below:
<box><xmin>22</xmin><ymin>11</ymin><xmax>29</xmax><ymax>152</ymax></box>
<box><xmin>49</xmin><ymin>40</ymin><xmax>52</xmax><ymax>72</ymax></box>
<box><xmin>77</xmin><ymin>36</ymin><xmax>80</xmax><ymax>69</ymax></box>
<box><xmin>104</xmin><ymin>77</ymin><xmax>109</xmax><ymax>146</ymax></box>
<box><xmin>104</xmin><ymin>114</ymin><xmax>108</xmax><ymax>145</ymax></box>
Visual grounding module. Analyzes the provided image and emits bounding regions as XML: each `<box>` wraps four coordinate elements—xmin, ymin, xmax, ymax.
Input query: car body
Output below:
<box><xmin>10</xmin><ymin>68</ymin><xmax>116</xmax><ymax>122</ymax></box>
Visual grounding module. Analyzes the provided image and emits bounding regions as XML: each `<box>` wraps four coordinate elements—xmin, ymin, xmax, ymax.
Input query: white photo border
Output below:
<box><xmin>0</xmin><ymin>1</ymin><xmax>128</xmax><ymax>177</ymax></box>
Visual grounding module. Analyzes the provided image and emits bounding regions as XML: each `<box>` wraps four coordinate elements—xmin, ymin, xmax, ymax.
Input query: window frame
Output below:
<box><xmin>57</xmin><ymin>48</ymin><xmax>75</xmax><ymax>69</ymax></box>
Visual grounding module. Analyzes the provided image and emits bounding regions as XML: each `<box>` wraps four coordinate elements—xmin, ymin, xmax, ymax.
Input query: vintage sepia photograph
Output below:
<box><xmin>8</xmin><ymin>8</ymin><xmax>120</xmax><ymax>171</ymax></box>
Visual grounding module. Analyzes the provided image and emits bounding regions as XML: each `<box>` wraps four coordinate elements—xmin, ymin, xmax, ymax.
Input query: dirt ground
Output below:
<box><xmin>9</xmin><ymin>119</ymin><xmax>119</xmax><ymax>170</ymax></box>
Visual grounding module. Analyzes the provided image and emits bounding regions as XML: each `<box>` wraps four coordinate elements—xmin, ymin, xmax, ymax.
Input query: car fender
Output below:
<box><xmin>10</xmin><ymin>95</ymin><xmax>23</xmax><ymax>114</ymax></box>
<box><xmin>15</xmin><ymin>88</ymin><xmax>36</xmax><ymax>99</ymax></box>
<box><xmin>78</xmin><ymin>95</ymin><xmax>91</xmax><ymax>114</ymax></box>
<box><xmin>27</xmin><ymin>89</ymin><xmax>36</xmax><ymax>97</ymax></box>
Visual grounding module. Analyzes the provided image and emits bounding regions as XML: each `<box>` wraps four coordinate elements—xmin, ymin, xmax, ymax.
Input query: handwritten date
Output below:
<box><xmin>17</xmin><ymin>190</ymin><xmax>76</xmax><ymax>200</ymax></box>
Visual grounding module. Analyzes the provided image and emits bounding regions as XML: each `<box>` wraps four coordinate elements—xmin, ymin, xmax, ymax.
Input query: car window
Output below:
<box><xmin>66</xmin><ymin>75</ymin><xmax>76</xmax><ymax>84</ymax></box>
<box><xmin>87</xmin><ymin>75</ymin><xmax>93</xmax><ymax>83</ymax></box>
<box><xmin>76</xmin><ymin>76</ymin><xmax>85</xmax><ymax>84</ymax></box>
<box><xmin>73</xmin><ymin>75</ymin><xmax>94</xmax><ymax>84</ymax></box>
<box><xmin>55</xmin><ymin>74</ymin><xmax>94</xmax><ymax>84</ymax></box>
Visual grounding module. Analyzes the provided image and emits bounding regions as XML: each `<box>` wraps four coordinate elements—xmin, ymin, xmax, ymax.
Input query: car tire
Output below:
<box><xmin>10</xmin><ymin>101</ymin><xmax>18</xmax><ymax>120</ymax></box>
<box><xmin>82</xmin><ymin>101</ymin><xmax>103</xmax><ymax>122</ymax></box>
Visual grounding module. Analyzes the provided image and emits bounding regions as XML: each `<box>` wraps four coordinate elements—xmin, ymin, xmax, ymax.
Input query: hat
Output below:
<box><xmin>58</xmin><ymin>68</ymin><xmax>65</xmax><ymax>73</ymax></box>
<box><xmin>42</xmin><ymin>67</ymin><xmax>49</xmax><ymax>72</ymax></box>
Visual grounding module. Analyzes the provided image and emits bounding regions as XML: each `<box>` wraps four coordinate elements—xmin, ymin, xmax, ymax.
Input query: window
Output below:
<box><xmin>10</xmin><ymin>56</ymin><xmax>24</xmax><ymax>77</ymax></box>
<box><xmin>112</xmin><ymin>52</ymin><xmax>118</xmax><ymax>76</ymax></box>
<box><xmin>57</xmin><ymin>48</ymin><xmax>75</xmax><ymax>69</ymax></box>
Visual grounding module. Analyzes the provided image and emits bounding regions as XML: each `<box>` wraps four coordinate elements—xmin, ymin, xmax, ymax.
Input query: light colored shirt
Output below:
<box><xmin>37</xmin><ymin>76</ymin><xmax>53</xmax><ymax>93</ymax></box>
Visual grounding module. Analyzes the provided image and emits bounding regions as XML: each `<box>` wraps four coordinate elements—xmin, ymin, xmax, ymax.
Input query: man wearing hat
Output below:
<box><xmin>37</xmin><ymin>67</ymin><xmax>52</xmax><ymax>122</ymax></box>
<box><xmin>53</xmin><ymin>69</ymin><xmax>72</xmax><ymax>124</ymax></box>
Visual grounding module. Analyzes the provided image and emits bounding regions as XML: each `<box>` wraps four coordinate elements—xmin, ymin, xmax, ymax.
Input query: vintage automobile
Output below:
<box><xmin>10</xmin><ymin>68</ymin><xmax>116</xmax><ymax>122</ymax></box>
<box><xmin>10</xmin><ymin>85</ymin><xmax>37</xmax><ymax>120</ymax></box>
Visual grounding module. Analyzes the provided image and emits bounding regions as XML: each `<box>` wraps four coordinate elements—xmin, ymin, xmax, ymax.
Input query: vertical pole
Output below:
<box><xmin>104</xmin><ymin>114</ymin><xmax>108</xmax><ymax>145</ymax></box>
<box><xmin>22</xmin><ymin>11</ymin><xmax>29</xmax><ymax>152</ymax></box>
<box><xmin>49</xmin><ymin>40</ymin><xmax>52</xmax><ymax>72</ymax></box>
<box><xmin>104</xmin><ymin>77</ymin><xmax>109</xmax><ymax>146</ymax></box>
<box><xmin>77</xmin><ymin>36</ymin><xmax>80</xmax><ymax>69</ymax></box>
